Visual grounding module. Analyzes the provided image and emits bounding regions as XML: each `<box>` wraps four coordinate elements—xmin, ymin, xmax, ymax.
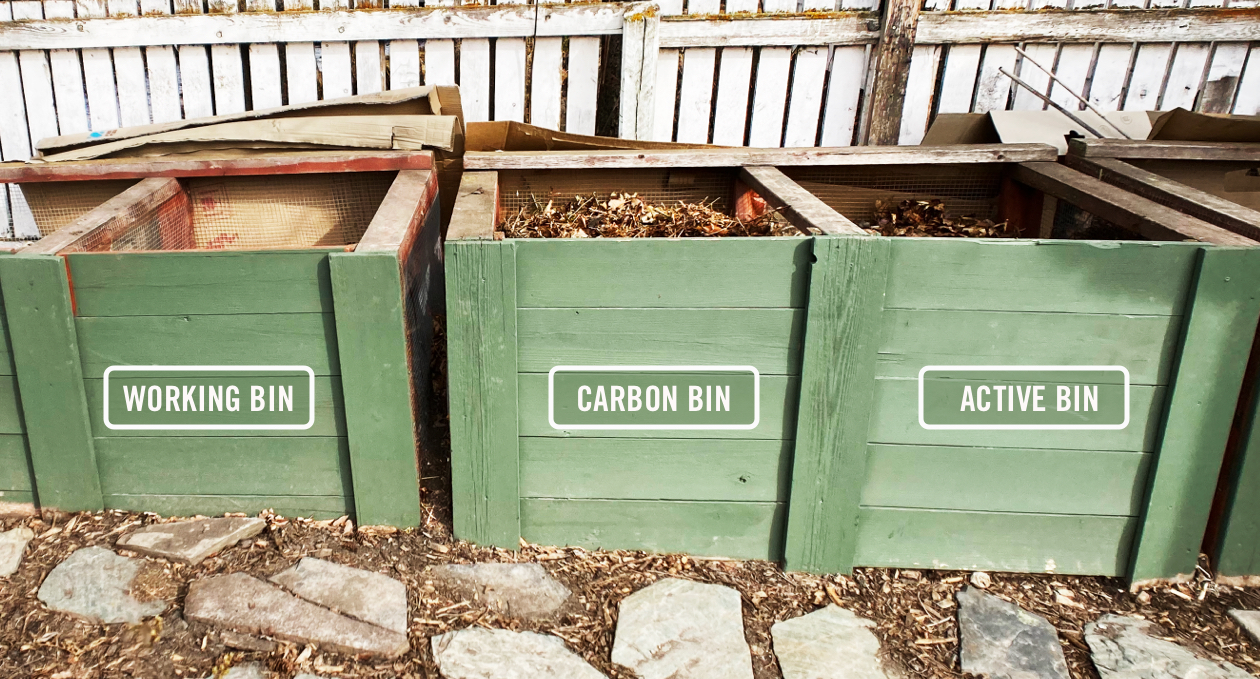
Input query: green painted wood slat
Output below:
<box><xmin>103</xmin><ymin>493</ymin><xmax>350</xmax><ymax>519</ymax></box>
<box><xmin>0</xmin><ymin>434</ymin><xmax>33</xmax><ymax>492</ymax></box>
<box><xmin>0</xmin><ymin>376</ymin><xmax>26</xmax><ymax>434</ymax></box>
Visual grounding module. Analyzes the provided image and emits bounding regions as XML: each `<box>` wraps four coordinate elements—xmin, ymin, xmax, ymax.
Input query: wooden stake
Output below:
<box><xmin>865</xmin><ymin>0</ymin><xmax>921</xmax><ymax>146</ymax></box>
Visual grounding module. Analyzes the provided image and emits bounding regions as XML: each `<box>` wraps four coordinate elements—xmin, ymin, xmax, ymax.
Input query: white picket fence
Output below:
<box><xmin>0</xmin><ymin>0</ymin><xmax>1258</xmax><ymax>236</ymax></box>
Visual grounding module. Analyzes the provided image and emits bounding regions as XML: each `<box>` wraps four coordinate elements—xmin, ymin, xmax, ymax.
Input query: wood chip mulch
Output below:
<box><xmin>499</xmin><ymin>193</ymin><xmax>802</xmax><ymax>239</ymax></box>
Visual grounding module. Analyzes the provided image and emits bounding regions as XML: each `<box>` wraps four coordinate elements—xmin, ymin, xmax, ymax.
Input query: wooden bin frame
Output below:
<box><xmin>0</xmin><ymin>151</ymin><xmax>441</xmax><ymax>526</ymax></box>
<box><xmin>1066</xmin><ymin>139</ymin><xmax>1260</xmax><ymax>582</ymax></box>
<box><xmin>447</xmin><ymin>144</ymin><xmax>1260</xmax><ymax>584</ymax></box>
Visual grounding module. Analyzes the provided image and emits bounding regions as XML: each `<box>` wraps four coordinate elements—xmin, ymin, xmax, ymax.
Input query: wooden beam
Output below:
<box><xmin>355</xmin><ymin>169</ymin><xmax>437</xmax><ymax>252</ymax></box>
<box><xmin>25</xmin><ymin>177</ymin><xmax>184</xmax><ymax>255</ymax></box>
<box><xmin>464</xmin><ymin>144</ymin><xmax>1058</xmax><ymax>170</ymax></box>
<box><xmin>739</xmin><ymin>166</ymin><xmax>867</xmax><ymax>236</ymax></box>
<box><xmin>1069</xmin><ymin>138</ymin><xmax>1260</xmax><ymax>162</ymax></box>
<box><xmin>0</xmin><ymin>151</ymin><xmax>433</xmax><ymax>183</ymax></box>
<box><xmin>446</xmin><ymin>172</ymin><xmax>499</xmax><ymax>241</ymax></box>
<box><xmin>918</xmin><ymin>8</ymin><xmax>1260</xmax><ymax>44</ymax></box>
<box><xmin>1011</xmin><ymin>162</ymin><xmax>1256</xmax><ymax>247</ymax></box>
<box><xmin>1065</xmin><ymin>155</ymin><xmax>1260</xmax><ymax>243</ymax></box>
<box><xmin>865</xmin><ymin>0</ymin><xmax>921</xmax><ymax>146</ymax></box>
<box><xmin>659</xmin><ymin>14</ymin><xmax>877</xmax><ymax>48</ymax></box>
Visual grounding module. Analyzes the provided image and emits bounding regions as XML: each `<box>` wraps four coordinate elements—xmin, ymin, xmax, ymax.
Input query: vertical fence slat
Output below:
<box><xmin>140</xmin><ymin>0</ymin><xmax>181</xmax><ymax>123</ymax></box>
<box><xmin>1049</xmin><ymin>43</ymin><xmax>1094</xmax><ymax>112</ymax></box>
<box><xmin>322</xmin><ymin>41</ymin><xmax>354</xmax><ymax>100</ymax></box>
<box><xmin>390</xmin><ymin>40</ymin><xmax>421</xmax><ymax>89</ymax></box>
<box><xmin>975</xmin><ymin>44</ymin><xmax>1016</xmax><ymax>112</ymax></box>
<box><xmin>1088</xmin><ymin>43</ymin><xmax>1132</xmax><ymax>111</ymax></box>
<box><xmin>284</xmin><ymin>0</ymin><xmax>318</xmax><ymax>104</ymax></box>
<box><xmin>82</xmin><ymin>47</ymin><xmax>121</xmax><ymax>129</ymax></box>
<box><xmin>725</xmin><ymin>0</ymin><xmax>757</xmax><ymax>8</ymax></box>
<box><xmin>211</xmin><ymin>45</ymin><xmax>247</xmax><ymax>113</ymax></box>
<box><xmin>689</xmin><ymin>0</ymin><xmax>720</xmax><ymax>11</ymax></box>
<box><xmin>784</xmin><ymin>46</ymin><xmax>828</xmax><ymax>148</ymax></box>
<box><xmin>114</xmin><ymin>46</ymin><xmax>151</xmax><ymax>125</ymax></box>
<box><xmin>676</xmin><ymin>48</ymin><xmax>715</xmax><ymax>143</ymax></box>
<box><xmin>1161</xmin><ymin>42</ymin><xmax>1211</xmax><ymax>110</ymax></box>
<box><xmin>898</xmin><ymin>44</ymin><xmax>940</xmax><ymax>144</ymax></box>
<box><xmin>249</xmin><ymin>43</ymin><xmax>284</xmax><ymax>109</ymax></box>
<box><xmin>566</xmin><ymin>36</ymin><xmax>600</xmax><ymax>135</ymax></box>
<box><xmin>530</xmin><ymin>37</ymin><xmax>563</xmax><ymax>130</ymax></box>
<box><xmin>762</xmin><ymin>0</ymin><xmax>798</xmax><ymax>9</ymax></box>
<box><xmin>355</xmin><ymin>41</ymin><xmax>384</xmax><ymax>94</ymax></box>
<box><xmin>1233</xmin><ymin>46</ymin><xmax>1260</xmax><ymax>115</ymax></box>
<box><xmin>657</xmin><ymin>0</ymin><xmax>683</xmax><ymax>14</ymax></box>
<box><xmin>936</xmin><ymin>44</ymin><xmax>981</xmax><ymax>113</ymax></box>
<box><xmin>494</xmin><ymin>38</ymin><xmax>526</xmax><ymax>122</ymax></box>
<box><xmin>424</xmin><ymin>39</ymin><xmax>456</xmax><ymax>86</ymax></box>
<box><xmin>178</xmin><ymin>46</ymin><xmax>215</xmax><ymax>118</ymax></box>
<box><xmin>0</xmin><ymin>48</ymin><xmax>33</xmax><ymax>237</ymax></box>
<box><xmin>712</xmin><ymin>47</ymin><xmax>753</xmax><ymax>146</ymax></box>
<box><xmin>819</xmin><ymin>45</ymin><xmax>865</xmax><ymax>147</ymax></box>
<box><xmin>1200</xmin><ymin>42</ymin><xmax>1248</xmax><ymax>113</ymax></box>
<box><xmin>43</xmin><ymin>0</ymin><xmax>88</xmax><ymax>135</ymax></box>
<box><xmin>17</xmin><ymin>51</ymin><xmax>59</xmax><ymax>149</ymax></box>
<box><xmin>461</xmin><ymin>39</ymin><xmax>491</xmax><ymax>122</ymax></box>
<box><xmin>652</xmin><ymin>49</ymin><xmax>680</xmax><ymax>142</ymax></box>
<box><xmin>1123</xmin><ymin>43</ymin><xmax>1173</xmax><ymax>110</ymax></box>
<box><xmin>749</xmin><ymin>46</ymin><xmax>791</xmax><ymax>147</ymax></box>
<box><xmin>1012</xmin><ymin>43</ymin><xmax>1057</xmax><ymax>110</ymax></box>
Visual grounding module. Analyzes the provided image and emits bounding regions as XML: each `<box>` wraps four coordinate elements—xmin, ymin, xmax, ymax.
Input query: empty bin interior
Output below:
<box><xmin>20</xmin><ymin>179</ymin><xmax>140</xmax><ymax>236</ymax></box>
<box><xmin>1128</xmin><ymin>158</ymin><xmax>1260</xmax><ymax>213</ymax></box>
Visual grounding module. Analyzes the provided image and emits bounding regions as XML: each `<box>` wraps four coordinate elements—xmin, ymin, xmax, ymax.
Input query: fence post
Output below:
<box><xmin>620</xmin><ymin>2</ymin><xmax>661</xmax><ymax>140</ymax></box>
<box><xmin>865</xmin><ymin>0</ymin><xmax>922</xmax><ymax>145</ymax></box>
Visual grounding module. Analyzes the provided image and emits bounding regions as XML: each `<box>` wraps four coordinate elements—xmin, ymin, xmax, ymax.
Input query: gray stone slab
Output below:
<box><xmin>37</xmin><ymin>546</ymin><xmax>167</xmax><ymax>624</ymax></box>
<box><xmin>430</xmin><ymin>562</ymin><xmax>571</xmax><ymax>621</ymax></box>
<box><xmin>1228</xmin><ymin>610</ymin><xmax>1260</xmax><ymax>646</ymax></box>
<box><xmin>270</xmin><ymin>557</ymin><xmax>407</xmax><ymax>634</ymax></box>
<box><xmin>772</xmin><ymin>605</ymin><xmax>892</xmax><ymax>679</ymax></box>
<box><xmin>432</xmin><ymin>628</ymin><xmax>605</xmax><ymax>679</ymax></box>
<box><xmin>611</xmin><ymin>578</ymin><xmax>753</xmax><ymax>679</ymax></box>
<box><xmin>116</xmin><ymin>517</ymin><xmax>265</xmax><ymax>566</ymax></box>
<box><xmin>0</xmin><ymin>525</ymin><xmax>33</xmax><ymax>577</ymax></box>
<box><xmin>1086</xmin><ymin>614</ymin><xmax>1252</xmax><ymax>679</ymax></box>
<box><xmin>185</xmin><ymin>572</ymin><xmax>409</xmax><ymax>657</ymax></box>
<box><xmin>220</xmin><ymin>630</ymin><xmax>277</xmax><ymax>653</ymax></box>
<box><xmin>202</xmin><ymin>663</ymin><xmax>268</xmax><ymax>679</ymax></box>
<box><xmin>956</xmin><ymin>587</ymin><xmax>1069</xmax><ymax>679</ymax></box>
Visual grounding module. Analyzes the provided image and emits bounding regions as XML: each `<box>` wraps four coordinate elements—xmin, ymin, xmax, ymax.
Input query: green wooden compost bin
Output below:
<box><xmin>1066</xmin><ymin>139</ymin><xmax>1260</xmax><ymax>583</ymax></box>
<box><xmin>0</xmin><ymin>152</ymin><xmax>443</xmax><ymax>526</ymax></box>
<box><xmin>446</xmin><ymin>145</ymin><xmax>1260</xmax><ymax>584</ymax></box>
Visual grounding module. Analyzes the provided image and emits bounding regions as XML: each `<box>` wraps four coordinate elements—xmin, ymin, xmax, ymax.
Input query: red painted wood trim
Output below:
<box><xmin>0</xmin><ymin>151</ymin><xmax>434</xmax><ymax>183</ymax></box>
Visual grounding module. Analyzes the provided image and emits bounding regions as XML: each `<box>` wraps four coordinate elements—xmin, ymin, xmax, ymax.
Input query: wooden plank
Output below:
<box><xmin>749</xmin><ymin>47</ymin><xmax>791</xmax><ymax>147</ymax></box>
<box><xmin>84</xmin><ymin>375</ymin><xmax>347</xmax><ymax>437</ymax></box>
<box><xmin>321</xmin><ymin>41</ymin><xmax>353</xmax><ymax>100</ymax></box>
<box><xmin>516</xmin><ymin>308</ymin><xmax>805</xmax><ymax>375</ymax></box>
<box><xmin>1069</xmin><ymin>139</ymin><xmax>1260</xmax><ymax>161</ymax></box>
<box><xmin>974</xmin><ymin>43</ymin><xmax>1016</xmax><ymax>113</ymax></box>
<box><xmin>1123</xmin><ymin>43</ymin><xmax>1173</xmax><ymax>111</ymax></box>
<box><xmin>114</xmin><ymin>47</ymin><xmax>151</xmax><ymax>127</ymax></box>
<box><xmin>1087</xmin><ymin>43</ymin><xmax>1133</xmax><ymax>111</ymax></box>
<box><xmin>522</xmin><ymin>498</ymin><xmax>786</xmax><ymax>561</ymax></box>
<box><xmin>389</xmin><ymin>40</ymin><xmax>421</xmax><ymax>90</ymax></box>
<box><xmin>445</xmin><ymin>171</ymin><xmax>496</xmax><ymax>242</ymax></box>
<box><xmin>1217</xmin><ymin>380</ymin><xmax>1260</xmax><ymax>577</ymax></box>
<box><xmin>104</xmin><ymin>493</ymin><xmax>350</xmax><ymax>518</ymax></box>
<box><xmin>330</xmin><ymin>250</ymin><xmax>424</xmax><ymax>527</ymax></box>
<box><xmin>1129</xmin><ymin>248</ymin><xmax>1260</xmax><ymax>584</ymax></box>
<box><xmin>916</xmin><ymin>11</ymin><xmax>1260</xmax><ymax>44</ymax></box>
<box><xmin>82</xmin><ymin>47</ymin><xmax>121</xmax><ymax>131</ymax></box>
<box><xmin>0</xmin><ymin>255</ymin><xmax>102</xmax><ymax>511</ymax></box>
<box><xmin>863</xmin><ymin>445</ymin><xmax>1150</xmax><ymax>516</ymax></box>
<box><xmin>23</xmin><ymin>177</ymin><xmax>181</xmax><ymax>255</ymax></box>
<box><xmin>866</xmin><ymin>0</ymin><xmax>921</xmax><ymax>145</ymax></box>
<box><xmin>178</xmin><ymin>46</ymin><xmax>216</xmax><ymax>119</ymax></box>
<box><xmin>519</xmin><ymin>438</ymin><xmax>792</xmax><ymax>502</ymax></box>
<box><xmin>48</xmin><ymin>48</ymin><xmax>89</xmax><ymax>135</ymax></box>
<box><xmin>519</xmin><ymin>373</ymin><xmax>800</xmax><ymax>440</ymax></box>
<box><xmin>530</xmin><ymin>37</ymin><xmax>563</xmax><ymax>131</ymax></box>
<box><xmin>635</xmin><ymin>3</ymin><xmax>660</xmax><ymax>141</ymax></box>
<box><xmin>1233</xmin><ymin>46</ymin><xmax>1260</xmax><ymax>115</ymax></box>
<box><xmin>565</xmin><ymin>37</ymin><xmax>600</xmax><ymax>135</ymax></box>
<box><xmin>783</xmin><ymin>46</ymin><xmax>828</xmax><ymax>148</ymax></box>
<box><xmin>854</xmin><ymin>507</ymin><xmax>1138</xmax><ymax>576</ymax></box>
<box><xmin>283</xmin><ymin>0</ymin><xmax>317</xmax><ymax>104</ymax></box>
<box><xmin>785</xmin><ymin>236</ymin><xmax>889</xmax><ymax>574</ymax></box>
<box><xmin>210</xmin><ymin>44</ymin><xmax>247</xmax><ymax>114</ymax></box>
<box><xmin>658</xmin><ymin>16</ymin><xmax>875</xmax><ymax>49</ymax></box>
<box><xmin>355</xmin><ymin>41</ymin><xmax>384</xmax><ymax>95</ymax></box>
<box><xmin>460</xmin><ymin>38</ymin><xmax>491</xmax><ymax>122</ymax></box>
<box><xmin>446</xmin><ymin>239</ymin><xmax>519</xmax><ymax>548</ymax></box>
<box><xmin>1050</xmin><ymin>44</ymin><xmax>1096</xmax><ymax>112</ymax></box>
<box><xmin>819</xmin><ymin>46</ymin><xmax>866</xmax><ymax>147</ymax></box>
<box><xmin>423</xmin><ymin>39</ymin><xmax>456</xmax><ymax>86</ymax></box>
<box><xmin>651</xmin><ymin>49</ymin><xmax>680</xmax><ymax>143</ymax></box>
<box><xmin>249</xmin><ymin>43</ymin><xmax>284</xmax><ymax>110</ymax></box>
<box><xmin>1159</xmin><ymin>42</ymin><xmax>1210</xmax><ymax>110</ymax></box>
<box><xmin>0</xmin><ymin>152</ymin><xmax>433</xmax><ymax>183</ymax></box>
<box><xmin>463</xmin><ymin>144</ymin><xmax>1058</xmax><ymax>170</ymax></box>
<box><xmin>739</xmin><ymin>167</ymin><xmax>866</xmax><ymax>235</ymax></box>
<box><xmin>1012</xmin><ymin>43</ymin><xmax>1057</xmax><ymax>110</ymax></box>
<box><xmin>515</xmin><ymin>238</ymin><xmax>812</xmax><ymax>309</ymax></box>
<box><xmin>897</xmin><ymin>45</ymin><xmax>941</xmax><ymax>145</ymax></box>
<box><xmin>494</xmin><ymin>37</ymin><xmax>527</xmax><ymax>123</ymax></box>
<box><xmin>95</xmin><ymin>436</ymin><xmax>351</xmax><ymax>497</ymax></box>
<box><xmin>936</xmin><ymin>44</ymin><xmax>982</xmax><ymax>113</ymax></box>
<box><xmin>1012</xmin><ymin>162</ymin><xmax>1256</xmax><ymax>246</ymax></box>
<box><xmin>1201</xmin><ymin>42</ymin><xmax>1249</xmax><ymax>113</ymax></box>
<box><xmin>711</xmin><ymin>47</ymin><xmax>752</xmax><ymax>147</ymax></box>
<box><xmin>884</xmin><ymin>238</ymin><xmax>1199</xmax><ymax>316</ymax></box>
<box><xmin>0</xmin><ymin>376</ymin><xmax>27</xmax><ymax>434</ymax></box>
<box><xmin>67</xmin><ymin>251</ymin><xmax>334</xmax><ymax>316</ymax></box>
<box><xmin>355</xmin><ymin>170</ymin><xmax>436</xmax><ymax>252</ymax></box>
<box><xmin>676</xmin><ymin>48</ymin><xmax>716</xmax><ymax>144</ymax></box>
<box><xmin>146</xmin><ymin>47</ymin><xmax>183</xmax><ymax>124</ymax></box>
<box><xmin>1064</xmin><ymin>155</ymin><xmax>1260</xmax><ymax>243</ymax></box>
<box><xmin>0</xmin><ymin>435</ymin><xmax>34</xmax><ymax>493</ymax></box>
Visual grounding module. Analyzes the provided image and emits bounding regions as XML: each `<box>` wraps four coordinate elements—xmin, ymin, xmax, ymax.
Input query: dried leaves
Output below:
<box><xmin>500</xmin><ymin>193</ymin><xmax>801</xmax><ymax>239</ymax></box>
<box><xmin>865</xmin><ymin>199</ymin><xmax>1016</xmax><ymax>238</ymax></box>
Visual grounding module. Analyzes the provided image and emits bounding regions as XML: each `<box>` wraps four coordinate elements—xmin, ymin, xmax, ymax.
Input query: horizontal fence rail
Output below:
<box><xmin>0</xmin><ymin>0</ymin><xmax>1258</xmax><ymax>235</ymax></box>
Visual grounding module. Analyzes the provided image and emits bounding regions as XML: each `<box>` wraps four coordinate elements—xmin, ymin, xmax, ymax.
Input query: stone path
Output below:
<box><xmin>611</xmin><ymin>578</ymin><xmax>754</xmax><ymax>679</ymax></box>
<box><xmin>1086</xmin><ymin>614</ymin><xmax>1253</xmax><ymax>679</ymax></box>
<box><xmin>430</xmin><ymin>562</ymin><xmax>572</xmax><ymax>621</ymax></box>
<box><xmin>271</xmin><ymin>556</ymin><xmax>408</xmax><ymax>634</ymax></box>
<box><xmin>118</xmin><ymin>516</ymin><xmax>265</xmax><ymax>565</ymax></box>
<box><xmin>956</xmin><ymin>586</ymin><xmax>1070</xmax><ymax>679</ymax></box>
<box><xmin>0</xmin><ymin>524</ymin><xmax>33</xmax><ymax>576</ymax></box>
<box><xmin>771</xmin><ymin>604</ymin><xmax>892</xmax><ymax>679</ymax></box>
<box><xmin>37</xmin><ymin>546</ymin><xmax>168</xmax><ymax>624</ymax></box>
<box><xmin>433</xmin><ymin>628</ymin><xmax>605</xmax><ymax>679</ymax></box>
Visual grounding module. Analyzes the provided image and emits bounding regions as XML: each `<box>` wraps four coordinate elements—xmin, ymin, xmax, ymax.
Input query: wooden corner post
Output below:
<box><xmin>0</xmin><ymin>254</ymin><xmax>103</xmax><ymax>512</ymax></box>
<box><xmin>1129</xmin><ymin>247</ymin><xmax>1260</xmax><ymax>586</ymax></box>
<box><xmin>785</xmin><ymin>235</ymin><xmax>888</xmax><ymax>573</ymax></box>
<box><xmin>865</xmin><ymin>0</ymin><xmax>922</xmax><ymax>146</ymax></box>
<box><xmin>445</xmin><ymin>172</ymin><xmax>521</xmax><ymax>548</ymax></box>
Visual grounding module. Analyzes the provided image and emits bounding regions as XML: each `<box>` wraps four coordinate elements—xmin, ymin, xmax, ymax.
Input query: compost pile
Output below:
<box><xmin>500</xmin><ymin>193</ymin><xmax>799</xmax><ymax>239</ymax></box>
<box><xmin>5</xmin><ymin>508</ymin><xmax>1260</xmax><ymax>679</ymax></box>
<box><xmin>864</xmin><ymin>199</ymin><xmax>1016</xmax><ymax>238</ymax></box>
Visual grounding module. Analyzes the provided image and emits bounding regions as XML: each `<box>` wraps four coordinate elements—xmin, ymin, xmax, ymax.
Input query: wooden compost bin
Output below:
<box><xmin>0</xmin><ymin>152</ymin><xmax>443</xmax><ymax>526</ymax></box>
<box><xmin>447</xmin><ymin>145</ymin><xmax>1260</xmax><ymax>584</ymax></box>
<box><xmin>1065</xmin><ymin>139</ymin><xmax>1260</xmax><ymax>582</ymax></box>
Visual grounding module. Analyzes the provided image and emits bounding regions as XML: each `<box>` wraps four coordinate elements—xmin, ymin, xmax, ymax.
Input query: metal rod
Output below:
<box><xmin>1013</xmin><ymin>46</ymin><xmax>1133</xmax><ymax>139</ymax></box>
<box><xmin>998</xmin><ymin>67</ymin><xmax>1111</xmax><ymax>140</ymax></box>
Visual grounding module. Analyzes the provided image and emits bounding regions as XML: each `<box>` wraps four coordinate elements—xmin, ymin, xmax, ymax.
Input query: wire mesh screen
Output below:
<box><xmin>20</xmin><ymin>180</ymin><xmax>140</xmax><ymax>236</ymax></box>
<box><xmin>1049</xmin><ymin>200</ymin><xmax>1146</xmax><ymax>240</ymax></box>
<box><xmin>782</xmin><ymin>164</ymin><xmax>1005</xmax><ymax>226</ymax></box>
<box><xmin>497</xmin><ymin>168</ymin><xmax>739</xmax><ymax>220</ymax></box>
<box><xmin>61</xmin><ymin>173</ymin><xmax>395</xmax><ymax>253</ymax></box>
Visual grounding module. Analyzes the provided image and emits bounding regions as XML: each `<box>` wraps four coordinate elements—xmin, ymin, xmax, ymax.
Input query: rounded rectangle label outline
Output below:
<box><xmin>917</xmin><ymin>365</ymin><xmax>1130</xmax><ymax>431</ymax></box>
<box><xmin>103</xmin><ymin>365</ymin><xmax>316</xmax><ymax>431</ymax></box>
<box><xmin>548</xmin><ymin>365</ymin><xmax>761</xmax><ymax>430</ymax></box>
